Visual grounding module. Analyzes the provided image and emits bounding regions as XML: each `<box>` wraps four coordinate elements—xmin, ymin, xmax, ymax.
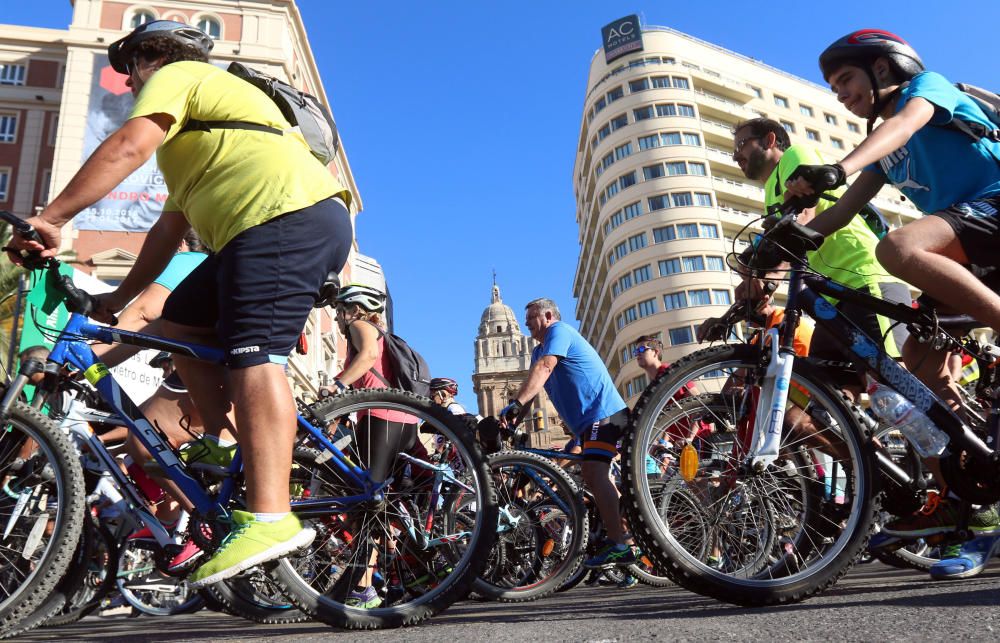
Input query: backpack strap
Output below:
<box><xmin>180</xmin><ymin>119</ymin><xmax>284</xmax><ymax>137</ymax></box>
<box><xmin>346</xmin><ymin>319</ymin><xmax>390</xmax><ymax>386</ymax></box>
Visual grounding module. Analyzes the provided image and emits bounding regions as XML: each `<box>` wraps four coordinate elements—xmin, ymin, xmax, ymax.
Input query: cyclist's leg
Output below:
<box><xmin>189</xmin><ymin>198</ymin><xmax>352</xmax><ymax>585</ymax></box>
<box><xmin>876</xmin><ymin>203</ymin><xmax>1000</xmax><ymax>332</ymax></box>
<box><xmin>581</xmin><ymin>410</ymin><xmax>636</xmax><ymax>569</ymax></box>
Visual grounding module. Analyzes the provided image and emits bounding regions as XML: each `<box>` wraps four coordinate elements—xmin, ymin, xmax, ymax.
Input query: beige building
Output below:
<box><xmin>0</xmin><ymin>0</ymin><xmax>365</xmax><ymax>395</ymax></box>
<box><xmin>472</xmin><ymin>283</ymin><xmax>561</xmax><ymax>448</ymax></box>
<box><xmin>573</xmin><ymin>23</ymin><xmax>921</xmax><ymax>402</ymax></box>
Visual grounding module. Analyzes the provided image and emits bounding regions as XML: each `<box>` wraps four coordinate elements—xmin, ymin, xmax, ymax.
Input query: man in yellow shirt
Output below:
<box><xmin>6</xmin><ymin>21</ymin><xmax>352</xmax><ymax>585</ymax></box>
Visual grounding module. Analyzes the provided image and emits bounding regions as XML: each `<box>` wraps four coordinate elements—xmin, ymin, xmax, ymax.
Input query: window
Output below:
<box><xmin>598</xmin><ymin>124</ymin><xmax>611</xmax><ymax>141</ymax></box>
<box><xmin>824</xmin><ymin>113</ymin><xmax>838</xmax><ymax>126</ymax></box>
<box><xmin>130</xmin><ymin>10</ymin><xmax>156</xmax><ymax>28</ymax></box>
<box><xmin>831</xmin><ymin>137</ymin><xmax>845</xmax><ymax>150</ymax></box>
<box><xmin>613</xmin><ymin>241</ymin><xmax>628</xmax><ymax>260</ymax></box>
<box><xmin>700</xmin><ymin>223</ymin><xmax>719</xmax><ymax>238</ymax></box>
<box><xmin>626</xmin><ymin>374</ymin><xmax>649</xmax><ymax>398</ymax></box>
<box><xmin>659</xmin><ymin>258</ymin><xmax>681</xmax><ymax>276</ymax></box>
<box><xmin>0</xmin><ymin>64</ymin><xmax>26</xmax><ymax>86</ymax></box>
<box><xmin>806</xmin><ymin>129</ymin><xmax>820</xmax><ymax>141</ymax></box>
<box><xmin>623</xmin><ymin>306</ymin><xmax>638</xmax><ymax>324</ymax></box>
<box><xmin>799</xmin><ymin>104</ymin><xmax>814</xmax><ymax>118</ymax></box>
<box><xmin>677</xmin><ymin>104</ymin><xmax>695</xmax><ymax>117</ymax></box>
<box><xmin>38</xmin><ymin>168</ymin><xmax>51</xmax><ymax>205</ymax></box>
<box><xmin>749</xmin><ymin>86</ymin><xmax>763</xmax><ymax>99</ymax></box>
<box><xmin>47</xmin><ymin>114</ymin><xmax>58</xmax><ymax>146</ymax></box>
<box><xmin>595</xmin><ymin>96</ymin><xmax>607</xmax><ymax>114</ymax></box>
<box><xmin>669</xmin><ymin>326</ymin><xmax>694</xmax><ymax>345</ymax></box>
<box><xmin>689</xmin><ymin>289</ymin><xmax>712</xmax><ymax>306</ymax></box>
<box><xmin>606</xmin><ymin>181</ymin><xmax>619</xmax><ymax>200</ymax></box>
<box><xmin>637</xmin><ymin>298</ymin><xmax>657</xmax><ymax>318</ymax></box>
<box><xmin>780</xmin><ymin>120</ymin><xmax>795</xmax><ymax>133</ymax></box>
<box><xmin>607</xmin><ymin>86</ymin><xmax>624</xmax><ymax>103</ymax></box>
<box><xmin>623</xmin><ymin>201</ymin><xmax>642</xmax><ymax>220</ymax></box>
<box><xmin>0</xmin><ymin>169</ymin><xmax>9</xmax><ymax>201</ymax></box>
<box><xmin>627</xmin><ymin>232</ymin><xmax>647</xmax><ymax>252</ymax></box>
<box><xmin>633</xmin><ymin>106</ymin><xmax>654</xmax><ymax>121</ymax></box>
<box><xmin>634</xmin><ymin>265</ymin><xmax>651</xmax><ymax>284</ymax></box>
<box><xmin>694</xmin><ymin>192</ymin><xmax>713</xmax><ymax>207</ymax></box>
<box><xmin>683</xmin><ymin>133</ymin><xmax>701</xmax><ymax>146</ymax></box>
<box><xmin>663</xmin><ymin>292</ymin><xmax>688</xmax><ymax>311</ymax></box>
<box><xmin>707</xmin><ymin>256</ymin><xmax>726</xmax><ymax>271</ymax></box>
<box><xmin>651</xmin><ymin>76</ymin><xmax>671</xmax><ymax>88</ymax></box>
<box><xmin>773</xmin><ymin>95</ymin><xmax>789</xmax><ymax>108</ymax></box>
<box><xmin>648</xmin><ymin>195</ymin><xmax>670</xmax><ymax>211</ymax></box>
<box><xmin>688</xmin><ymin>162</ymin><xmax>707</xmax><ymax>176</ymax></box>
<box><xmin>591</xmin><ymin>136</ymin><xmax>599</xmax><ymax>150</ymax></box>
<box><xmin>683</xmin><ymin>256</ymin><xmax>705</xmax><ymax>272</ymax></box>
<box><xmin>607</xmin><ymin>210</ymin><xmax>624</xmax><ymax>231</ymax></box>
<box><xmin>712</xmin><ymin>289</ymin><xmax>732</xmax><ymax>305</ymax></box>
<box><xmin>0</xmin><ymin>115</ymin><xmax>17</xmax><ymax>143</ymax></box>
<box><xmin>614</xmin><ymin>142</ymin><xmax>633</xmax><ymax>160</ymax></box>
<box><xmin>643</xmin><ymin>164</ymin><xmax>665</xmax><ymax>180</ymax></box>
<box><xmin>638</xmin><ymin>134</ymin><xmax>660</xmax><ymax>150</ymax></box>
<box><xmin>847</xmin><ymin>122</ymin><xmax>861</xmax><ymax>133</ymax></box>
<box><xmin>672</xmin><ymin>192</ymin><xmax>693</xmax><ymax>207</ymax></box>
<box><xmin>619</xmin><ymin>171</ymin><xmax>637</xmax><ymax>190</ymax></box>
<box><xmin>656</xmin><ymin>104</ymin><xmax>676</xmax><ymax>117</ymax></box>
<box><xmin>665</xmin><ymin>161</ymin><xmax>687</xmax><ymax>176</ymax></box>
<box><xmin>197</xmin><ymin>17</ymin><xmax>222</xmax><ymax>39</ymax></box>
<box><xmin>653</xmin><ymin>226</ymin><xmax>675</xmax><ymax>242</ymax></box>
<box><xmin>661</xmin><ymin>132</ymin><xmax>682</xmax><ymax>145</ymax></box>
<box><xmin>616</xmin><ymin>273</ymin><xmax>633</xmax><ymax>294</ymax></box>
<box><xmin>677</xmin><ymin>223</ymin><xmax>698</xmax><ymax>238</ymax></box>
<box><xmin>629</xmin><ymin>78</ymin><xmax>649</xmax><ymax>93</ymax></box>
<box><xmin>607</xmin><ymin>252</ymin><xmax>615</xmax><ymax>267</ymax></box>
<box><xmin>600</xmin><ymin>152</ymin><xmax>614</xmax><ymax>172</ymax></box>
<box><xmin>610</xmin><ymin>114</ymin><xmax>628</xmax><ymax>131</ymax></box>
<box><xmin>671</xmin><ymin>77</ymin><xmax>689</xmax><ymax>89</ymax></box>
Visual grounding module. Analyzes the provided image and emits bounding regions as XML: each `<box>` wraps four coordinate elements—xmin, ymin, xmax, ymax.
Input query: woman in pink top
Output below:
<box><xmin>330</xmin><ymin>284</ymin><xmax>421</xmax><ymax>483</ymax></box>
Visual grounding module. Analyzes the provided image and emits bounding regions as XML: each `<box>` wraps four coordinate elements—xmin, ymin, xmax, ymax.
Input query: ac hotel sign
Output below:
<box><xmin>602</xmin><ymin>15</ymin><xmax>643</xmax><ymax>63</ymax></box>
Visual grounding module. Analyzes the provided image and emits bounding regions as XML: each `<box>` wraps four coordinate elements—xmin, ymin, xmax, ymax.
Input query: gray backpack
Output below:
<box><xmin>180</xmin><ymin>62</ymin><xmax>339</xmax><ymax>165</ymax></box>
<box><xmin>948</xmin><ymin>83</ymin><xmax>1000</xmax><ymax>144</ymax></box>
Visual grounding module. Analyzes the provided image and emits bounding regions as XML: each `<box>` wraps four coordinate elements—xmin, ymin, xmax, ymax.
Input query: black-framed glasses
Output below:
<box><xmin>732</xmin><ymin>135</ymin><xmax>761</xmax><ymax>159</ymax></box>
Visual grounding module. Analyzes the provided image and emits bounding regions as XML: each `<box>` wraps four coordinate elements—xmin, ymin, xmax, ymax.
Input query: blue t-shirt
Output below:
<box><xmin>531</xmin><ymin>321</ymin><xmax>626</xmax><ymax>436</ymax></box>
<box><xmin>153</xmin><ymin>252</ymin><xmax>207</xmax><ymax>292</ymax></box>
<box><xmin>863</xmin><ymin>71</ymin><xmax>1000</xmax><ymax>214</ymax></box>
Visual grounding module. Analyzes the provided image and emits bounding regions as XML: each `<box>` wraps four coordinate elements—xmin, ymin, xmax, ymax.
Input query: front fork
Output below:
<box><xmin>749</xmin><ymin>328</ymin><xmax>795</xmax><ymax>471</ymax></box>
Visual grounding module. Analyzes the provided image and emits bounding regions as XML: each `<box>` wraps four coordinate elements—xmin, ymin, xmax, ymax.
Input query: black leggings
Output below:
<box><xmin>354</xmin><ymin>415</ymin><xmax>418</xmax><ymax>483</ymax></box>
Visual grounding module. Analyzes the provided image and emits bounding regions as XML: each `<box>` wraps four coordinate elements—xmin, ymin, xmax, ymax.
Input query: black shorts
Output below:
<box><xmin>810</xmin><ymin>281</ymin><xmax>911</xmax><ymax>361</ymax></box>
<box><xmin>162</xmin><ymin>197</ymin><xmax>353</xmax><ymax>368</ymax></box>
<box><xmin>580</xmin><ymin>408</ymin><xmax>630</xmax><ymax>463</ymax></box>
<box><xmin>930</xmin><ymin>197</ymin><xmax>1000</xmax><ymax>269</ymax></box>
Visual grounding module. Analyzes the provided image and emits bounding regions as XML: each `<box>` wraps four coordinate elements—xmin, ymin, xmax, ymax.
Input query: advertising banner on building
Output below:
<box><xmin>74</xmin><ymin>55</ymin><xmax>168</xmax><ymax>232</ymax></box>
<box><xmin>602</xmin><ymin>15</ymin><xmax>643</xmax><ymax>63</ymax></box>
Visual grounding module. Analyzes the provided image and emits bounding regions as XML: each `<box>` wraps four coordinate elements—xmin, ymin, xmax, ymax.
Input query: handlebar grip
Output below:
<box><xmin>0</xmin><ymin>210</ymin><xmax>43</xmax><ymax>245</ymax></box>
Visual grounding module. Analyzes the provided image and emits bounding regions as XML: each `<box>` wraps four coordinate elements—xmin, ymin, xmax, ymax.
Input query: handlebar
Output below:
<box><xmin>0</xmin><ymin>210</ymin><xmax>116</xmax><ymax>324</ymax></box>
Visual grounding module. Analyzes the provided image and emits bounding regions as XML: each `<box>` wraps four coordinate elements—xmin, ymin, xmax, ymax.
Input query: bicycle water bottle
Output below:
<box><xmin>866</xmin><ymin>377</ymin><xmax>949</xmax><ymax>458</ymax></box>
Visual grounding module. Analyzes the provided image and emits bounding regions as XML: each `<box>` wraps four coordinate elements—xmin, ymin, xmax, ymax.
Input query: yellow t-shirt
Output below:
<box><xmin>129</xmin><ymin>61</ymin><xmax>351</xmax><ymax>251</ymax></box>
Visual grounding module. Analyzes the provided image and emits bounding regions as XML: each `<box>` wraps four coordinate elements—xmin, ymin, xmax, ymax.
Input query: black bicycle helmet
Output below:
<box><xmin>819</xmin><ymin>29</ymin><xmax>924</xmax><ymax>82</ymax></box>
<box><xmin>430</xmin><ymin>377</ymin><xmax>459</xmax><ymax>396</ymax></box>
<box><xmin>108</xmin><ymin>20</ymin><xmax>214</xmax><ymax>74</ymax></box>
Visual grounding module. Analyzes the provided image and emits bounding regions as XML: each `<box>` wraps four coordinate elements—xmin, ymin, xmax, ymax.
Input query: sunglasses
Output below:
<box><xmin>633</xmin><ymin>345</ymin><xmax>656</xmax><ymax>357</ymax></box>
<box><xmin>732</xmin><ymin>135</ymin><xmax>761</xmax><ymax>159</ymax></box>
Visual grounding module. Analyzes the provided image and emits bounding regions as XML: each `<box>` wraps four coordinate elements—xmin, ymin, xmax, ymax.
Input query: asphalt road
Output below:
<box><xmin>20</xmin><ymin>562</ymin><xmax>1000</xmax><ymax>642</ymax></box>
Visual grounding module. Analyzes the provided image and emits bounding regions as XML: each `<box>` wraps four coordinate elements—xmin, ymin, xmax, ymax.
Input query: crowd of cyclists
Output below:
<box><xmin>0</xmin><ymin>18</ymin><xmax>998</xmax><ymax>633</ymax></box>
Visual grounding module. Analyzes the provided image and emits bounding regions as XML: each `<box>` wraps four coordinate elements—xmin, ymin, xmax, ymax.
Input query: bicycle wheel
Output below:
<box><xmin>45</xmin><ymin>518</ymin><xmax>118</xmax><ymax>627</ymax></box>
<box><xmin>0</xmin><ymin>402</ymin><xmax>85</xmax><ymax>636</ymax></box>
<box><xmin>117</xmin><ymin>538</ymin><xmax>204</xmax><ymax>616</ymax></box>
<box><xmin>622</xmin><ymin>345</ymin><xmax>877</xmax><ymax>606</ymax></box>
<box><xmin>270</xmin><ymin>388</ymin><xmax>498</xmax><ymax>630</ymax></box>
<box><xmin>471</xmin><ymin>450</ymin><xmax>587</xmax><ymax>602</ymax></box>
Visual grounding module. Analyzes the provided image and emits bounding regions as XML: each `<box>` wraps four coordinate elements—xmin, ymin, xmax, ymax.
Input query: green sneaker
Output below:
<box><xmin>188</xmin><ymin>510</ymin><xmax>315</xmax><ymax>587</ymax></box>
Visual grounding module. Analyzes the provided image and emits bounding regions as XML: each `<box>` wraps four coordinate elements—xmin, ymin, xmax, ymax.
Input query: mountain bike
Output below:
<box><xmin>621</xmin><ymin>205</ymin><xmax>1000</xmax><ymax>606</ymax></box>
<box><xmin>0</xmin><ymin>210</ymin><xmax>497</xmax><ymax>632</ymax></box>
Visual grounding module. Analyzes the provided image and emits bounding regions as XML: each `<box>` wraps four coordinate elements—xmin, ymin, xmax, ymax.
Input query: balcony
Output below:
<box><xmin>693</xmin><ymin>89</ymin><xmax>757</xmax><ymax>122</ymax></box>
<box><xmin>699</xmin><ymin>117</ymin><xmax>736</xmax><ymax>146</ymax></box>
<box><xmin>705</xmin><ymin>145</ymin><xmax>739</xmax><ymax>172</ymax></box>
<box><xmin>712</xmin><ymin>175</ymin><xmax>764</xmax><ymax>208</ymax></box>
<box><xmin>685</xmin><ymin>64</ymin><xmax>757</xmax><ymax>102</ymax></box>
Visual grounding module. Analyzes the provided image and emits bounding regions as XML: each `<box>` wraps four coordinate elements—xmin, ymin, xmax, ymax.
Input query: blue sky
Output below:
<box><xmin>6</xmin><ymin>1</ymin><xmax>999</xmax><ymax>411</ymax></box>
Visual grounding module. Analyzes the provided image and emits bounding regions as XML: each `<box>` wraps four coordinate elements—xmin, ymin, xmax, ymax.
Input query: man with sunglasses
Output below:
<box><xmin>728</xmin><ymin>118</ymin><xmax>909</xmax><ymax>379</ymax></box>
<box><xmin>633</xmin><ymin>335</ymin><xmax>711</xmax><ymax>449</ymax></box>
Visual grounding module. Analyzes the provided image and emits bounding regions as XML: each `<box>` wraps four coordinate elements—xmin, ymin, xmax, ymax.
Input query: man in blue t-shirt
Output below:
<box><xmin>783</xmin><ymin>29</ymin><xmax>1000</xmax><ymax>579</ymax></box>
<box><xmin>499</xmin><ymin>298</ymin><xmax>634</xmax><ymax>569</ymax></box>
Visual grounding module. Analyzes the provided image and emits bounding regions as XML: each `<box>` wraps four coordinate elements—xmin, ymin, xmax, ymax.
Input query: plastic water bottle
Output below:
<box><xmin>867</xmin><ymin>377</ymin><xmax>949</xmax><ymax>458</ymax></box>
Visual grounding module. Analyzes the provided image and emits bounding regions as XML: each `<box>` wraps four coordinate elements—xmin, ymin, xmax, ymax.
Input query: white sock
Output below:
<box><xmin>253</xmin><ymin>512</ymin><xmax>288</xmax><ymax>523</ymax></box>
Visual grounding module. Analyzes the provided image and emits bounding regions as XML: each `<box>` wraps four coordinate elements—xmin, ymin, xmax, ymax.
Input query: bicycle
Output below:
<box><xmin>0</xmin><ymin>210</ymin><xmax>497</xmax><ymax>632</ymax></box>
<box><xmin>620</xmin><ymin>201</ymin><xmax>1000</xmax><ymax>606</ymax></box>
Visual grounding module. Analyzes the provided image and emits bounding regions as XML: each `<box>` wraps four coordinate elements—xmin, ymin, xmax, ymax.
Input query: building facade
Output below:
<box><xmin>573</xmin><ymin>23</ymin><xmax>921</xmax><ymax>402</ymax></box>
<box><xmin>472</xmin><ymin>283</ymin><xmax>561</xmax><ymax>448</ymax></box>
<box><xmin>0</xmin><ymin>0</ymin><xmax>367</xmax><ymax>395</ymax></box>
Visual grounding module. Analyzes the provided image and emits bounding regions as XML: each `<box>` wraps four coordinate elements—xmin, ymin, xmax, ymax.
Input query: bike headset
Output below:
<box><xmin>108</xmin><ymin>20</ymin><xmax>214</xmax><ymax>75</ymax></box>
<box><xmin>819</xmin><ymin>29</ymin><xmax>924</xmax><ymax>134</ymax></box>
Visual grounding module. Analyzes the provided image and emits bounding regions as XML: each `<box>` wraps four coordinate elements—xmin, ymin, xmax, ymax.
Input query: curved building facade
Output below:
<box><xmin>572</xmin><ymin>24</ymin><xmax>920</xmax><ymax>402</ymax></box>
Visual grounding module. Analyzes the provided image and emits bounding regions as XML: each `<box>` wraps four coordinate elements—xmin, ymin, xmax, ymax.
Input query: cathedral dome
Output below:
<box><xmin>479</xmin><ymin>284</ymin><xmax>521</xmax><ymax>336</ymax></box>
